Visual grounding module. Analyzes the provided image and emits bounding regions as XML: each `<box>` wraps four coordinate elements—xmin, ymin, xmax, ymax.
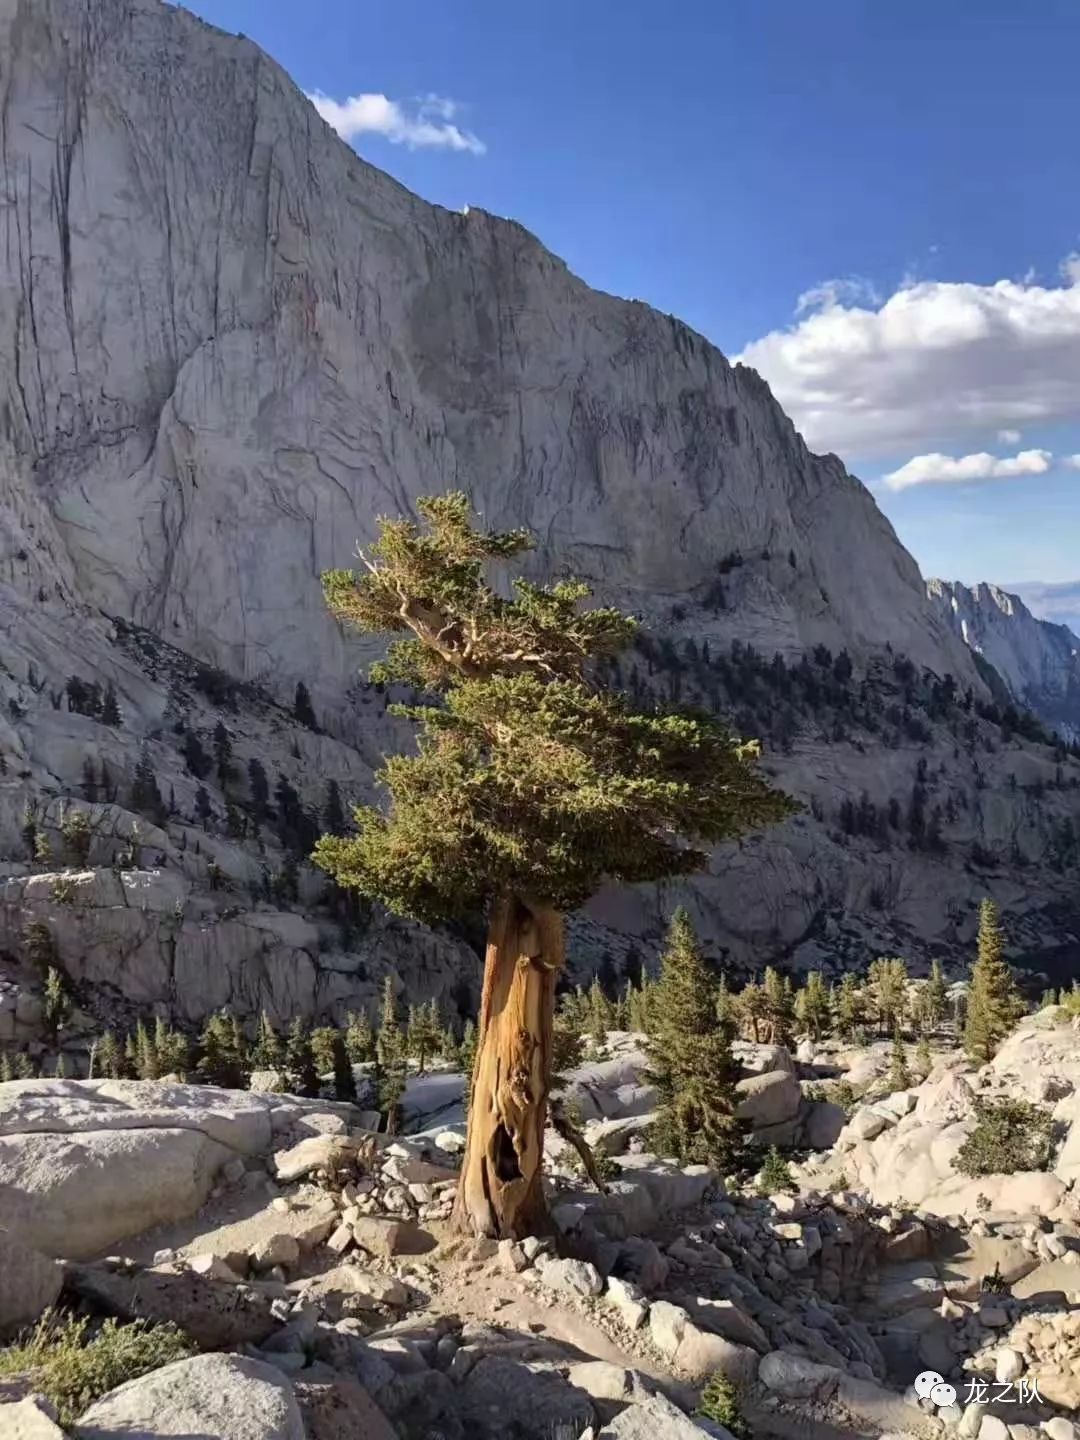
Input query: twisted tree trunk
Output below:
<box><xmin>451</xmin><ymin>894</ymin><xmax>564</xmax><ymax>1238</ymax></box>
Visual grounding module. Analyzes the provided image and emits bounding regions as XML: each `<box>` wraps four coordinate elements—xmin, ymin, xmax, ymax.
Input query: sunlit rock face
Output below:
<box><xmin>2</xmin><ymin>0</ymin><xmax>1078</xmax><ymax>1034</ymax></box>
<box><xmin>928</xmin><ymin>580</ymin><xmax>1080</xmax><ymax>740</ymax></box>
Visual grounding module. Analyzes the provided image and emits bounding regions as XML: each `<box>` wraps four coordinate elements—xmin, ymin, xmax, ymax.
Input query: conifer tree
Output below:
<box><xmin>627</xmin><ymin>979</ymin><xmax>649</xmax><ymax>1033</ymax></box>
<box><xmin>795</xmin><ymin>971</ymin><xmax>830</xmax><ymax>1041</ymax></box>
<box><xmin>182</xmin><ymin>731</ymin><xmax>212</xmax><ymax>780</ymax></box>
<box><xmin>101</xmin><ymin>681</ymin><xmax>122</xmax><ymax>727</ymax></box>
<box><xmin>96</xmin><ymin>1030</ymin><xmax>124</xmax><ymax>1079</ymax></box>
<box><xmin>156</xmin><ymin>1017</ymin><xmax>189</xmax><ymax>1077</ymax></box>
<box><xmin>331</xmin><ymin>1031</ymin><xmax>356</xmax><ymax>1101</ymax></box>
<box><xmin>54</xmin><ymin>1051</ymin><xmax>68</xmax><ymax>1078</ymax></box>
<box><xmin>551</xmin><ymin>1006</ymin><xmax>585</xmax><ymax>1080</ymax></box>
<box><xmin>405</xmin><ymin>1004</ymin><xmax>421</xmax><ymax>1068</ymax></box>
<box><xmin>13</xmin><ymin>1051</ymin><xmax>35</xmax><ymax>1079</ymax></box>
<box><xmin>964</xmin><ymin>898</ymin><xmax>1025</xmax><ymax>1064</ymax></box>
<box><xmin>888</xmin><ymin>1028</ymin><xmax>911</xmax><ymax>1091</ymax></box>
<box><xmin>294</xmin><ymin>681</ymin><xmax>318</xmax><ymax>729</ymax></box>
<box><xmin>375</xmin><ymin>975</ymin><xmax>408</xmax><ymax>1131</ymax></box>
<box><xmin>919</xmin><ymin>958</ymin><xmax>948</xmax><ymax>1033</ymax></box>
<box><xmin>757</xmin><ymin>1145</ymin><xmax>794</xmax><ymax>1195</ymax></box>
<box><xmin>225</xmin><ymin>799</ymin><xmax>245</xmax><ymax>839</ymax></box>
<box><xmin>41</xmin><ymin>967</ymin><xmax>71</xmax><ymax>1041</ymax></box>
<box><xmin>124</xmin><ymin>1032</ymin><xmax>138</xmax><ymax>1075</ymax></box>
<box><xmin>21</xmin><ymin>800</ymin><xmax>37</xmax><ymax>858</ymax></box>
<box><xmin>344</xmin><ymin>1009</ymin><xmax>375</xmax><ymax>1064</ymax></box>
<box><xmin>614</xmin><ymin>977</ymin><xmax>632</xmax><ymax>1030</ymax></box>
<box><xmin>835</xmin><ymin>973</ymin><xmax>862</xmax><ymax>1040</ymax></box>
<box><xmin>458</xmin><ymin>1018</ymin><xmax>478</xmax><ymax>1116</ymax></box>
<box><xmin>311</xmin><ymin>1026</ymin><xmax>338</xmax><ymax>1079</ymax></box>
<box><xmin>247</xmin><ymin>757</ymin><xmax>271</xmax><ymax>822</ymax></box>
<box><xmin>130</xmin><ymin>750</ymin><xmax>166</xmax><ymax>827</ymax></box>
<box><xmin>284</xmin><ymin>1017</ymin><xmax>320</xmax><ymax>1096</ymax></box>
<box><xmin>323</xmin><ymin>780</ymin><xmax>347</xmax><ymax>837</ymax></box>
<box><xmin>314</xmin><ymin>492</ymin><xmax>792</xmax><ymax>1236</ymax></box>
<box><xmin>198</xmin><ymin>1012</ymin><xmax>246</xmax><ymax>1088</ymax></box>
<box><xmin>33</xmin><ymin>829</ymin><xmax>52</xmax><ymax>865</ymax></box>
<box><xmin>194</xmin><ymin>786</ymin><xmax>212</xmax><ymax>829</ymax></box>
<box><xmin>24</xmin><ymin>920</ymin><xmax>57</xmax><ymax>975</ymax></box>
<box><xmin>133</xmin><ymin>1019</ymin><xmax>159</xmax><ymax>1080</ymax></box>
<box><xmin>61</xmin><ymin>809</ymin><xmax>93</xmax><ymax>865</ymax></box>
<box><xmin>647</xmin><ymin>909</ymin><xmax>744</xmax><ymax>1172</ymax></box>
<box><xmin>409</xmin><ymin>998</ymin><xmax>441</xmax><ymax>1076</ymax></box>
<box><xmin>738</xmin><ymin>978</ymin><xmax>768</xmax><ymax>1043</ymax></box>
<box><xmin>763</xmin><ymin>967</ymin><xmax>794</xmax><ymax>1047</ymax></box>
<box><xmin>868</xmin><ymin>957</ymin><xmax>908</xmax><ymax>1035</ymax></box>
<box><xmin>251</xmin><ymin>1011</ymin><xmax>285</xmax><ymax>1070</ymax></box>
<box><xmin>916</xmin><ymin>1033</ymin><xmax>932</xmax><ymax>1076</ymax></box>
<box><xmin>587</xmin><ymin>976</ymin><xmax>613</xmax><ymax>1051</ymax></box>
<box><xmin>556</xmin><ymin>986</ymin><xmax>587</xmax><ymax>1033</ymax></box>
<box><xmin>0</xmin><ymin>1050</ymin><xmax>13</xmax><ymax>1082</ymax></box>
<box><xmin>213</xmin><ymin>721</ymin><xmax>234</xmax><ymax>787</ymax></box>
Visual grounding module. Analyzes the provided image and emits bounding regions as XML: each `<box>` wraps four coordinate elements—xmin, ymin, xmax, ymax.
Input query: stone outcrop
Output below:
<box><xmin>0</xmin><ymin>1077</ymin><xmax>355</xmax><ymax>1256</ymax></box>
<box><xmin>72</xmin><ymin>1353</ymin><xmax>306</xmax><ymax>1440</ymax></box>
<box><xmin>824</xmin><ymin>1011</ymin><xmax>1080</xmax><ymax>1219</ymax></box>
<box><xmin>0</xmin><ymin>1230</ymin><xmax>62</xmax><ymax>1336</ymax></box>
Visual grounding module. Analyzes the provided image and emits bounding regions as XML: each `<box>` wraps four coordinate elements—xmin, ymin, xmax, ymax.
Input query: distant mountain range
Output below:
<box><xmin>927</xmin><ymin>580</ymin><xmax>1080</xmax><ymax>741</ymax></box>
<box><xmin>3</xmin><ymin>0</ymin><xmax>1080</xmax><ymax>1029</ymax></box>
<box><xmin>1009</xmin><ymin>581</ymin><xmax>1080</xmax><ymax>641</ymax></box>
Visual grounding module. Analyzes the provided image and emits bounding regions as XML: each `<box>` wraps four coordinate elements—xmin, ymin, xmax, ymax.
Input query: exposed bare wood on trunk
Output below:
<box><xmin>451</xmin><ymin>895</ymin><xmax>563</xmax><ymax>1238</ymax></box>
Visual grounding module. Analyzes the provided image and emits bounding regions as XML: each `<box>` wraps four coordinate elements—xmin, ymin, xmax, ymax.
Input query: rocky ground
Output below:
<box><xmin>2</xmin><ymin>1013</ymin><xmax>1079</xmax><ymax>1439</ymax></box>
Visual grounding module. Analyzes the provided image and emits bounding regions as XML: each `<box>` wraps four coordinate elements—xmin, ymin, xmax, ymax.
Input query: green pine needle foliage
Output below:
<box><xmin>757</xmin><ymin>1145</ymin><xmax>795</xmax><ymax>1195</ymax></box>
<box><xmin>315</xmin><ymin>493</ymin><xmax>795</xmax><ymax>921</ymax></box>
<box><xmin>964</xmin><ymin>898</ymin><xmax>1026</xmax><ymax>1064</ymax></box>
<box><xmin>647</xmin><ymin>909</ymin><xmax>744</xmax><ymax>1173</ymax></box>
<box><xmin>955</xmin><ymin>1097</ymin><xmax>1056</xmax><ymax>1177</ymax></box>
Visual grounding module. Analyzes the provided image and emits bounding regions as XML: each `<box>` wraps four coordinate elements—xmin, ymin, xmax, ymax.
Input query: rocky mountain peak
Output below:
<box><xmin>2</xmin><ymin>0</ymin><xmax>1080</xmax><ymax>1064</ymax></box>
<box><xmin>927</xmin><ymin>578</ymin><xmax>1080</xmax><ymax>740</ymax></box>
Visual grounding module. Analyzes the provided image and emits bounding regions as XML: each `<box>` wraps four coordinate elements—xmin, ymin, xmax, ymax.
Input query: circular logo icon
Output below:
<box><xmin>929</xmin><ymin>1382</ymin><xmax>957</xmax><ymax>1407</ymax></box>
<box><xmin>913</xmin><ymin>1370</ymin><xmax>944</xmax><ymax>1400</ymax></box>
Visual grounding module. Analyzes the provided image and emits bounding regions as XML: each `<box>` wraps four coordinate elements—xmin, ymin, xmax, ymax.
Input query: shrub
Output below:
<box><xmin>827</xmin><ymin>1078</ymin><xmax>858</xmax><ymax>1116</ymax></box>
<box><xmin>757</xmin><ymin>1145</ymin><xmax>795</xmax><ymax>1194</ymax></box>
<box><xmin>697</xmin><ymin>1373</ymin><xmax>749</xmax><ymax>1438</ymax></box>
<box><xmin>0</xmin><ymin>1312</ymin><xmax>193</xmax><ymax>1427</ymax></box>
<box><xmin>955</xmin><ymin>1098</ymin><xmax>1056</xmax><ymax>1178</ymax></box>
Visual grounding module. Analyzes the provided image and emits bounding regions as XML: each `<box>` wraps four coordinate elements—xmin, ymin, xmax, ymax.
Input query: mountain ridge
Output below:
<box><xmin>1</xmin><ymin>0</ymin><xmax>1078</xmax><ymax>1063</ymax></box>
<box><xmin>927</xmin><ymin>578</ymin><xmax>1080</xmax><ymax>742</ymax></box>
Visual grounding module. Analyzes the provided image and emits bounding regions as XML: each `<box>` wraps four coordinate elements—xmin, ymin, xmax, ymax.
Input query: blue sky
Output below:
<box><xmin>185</xmin><ymin>0</ymin><xmax>1080</xmax><ymax>594</ymax></box>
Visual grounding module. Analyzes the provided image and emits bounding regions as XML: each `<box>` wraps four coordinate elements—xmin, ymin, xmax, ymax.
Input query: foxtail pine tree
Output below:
<box><xmin>315</xmin><ymin>493</ymin><xmax>794</xmax><ymax>1237</ymax></box>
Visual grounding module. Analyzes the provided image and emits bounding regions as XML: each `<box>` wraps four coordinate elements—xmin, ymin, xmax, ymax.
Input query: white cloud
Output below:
<box><xmin>997</xmin><ymin>428</ymin><xmax>1021</xmax><ymax>444</ymax></box>
<box><xmin>735</xmin><ymin>259</ymin><xmax>1080</xmax><ymax>458</ymax></box>
<box><xmin>795</xmin><ymin>276</ymin><xmax>881</xmax><ymax>315</ymax></box>
<box><xmin>308</xmin><ymin>90</ymin><xmax>486</xmax><ymax>154</ymax></box>
<box><xmin>1065</xmin><ymin>454</ymin><xmax>1080</xmax><ymax>470</ymax></box>
<box><xmin>882</xmin><ymin>448</ymin><xmax>1053</xmax><ymax>493</ymax></box>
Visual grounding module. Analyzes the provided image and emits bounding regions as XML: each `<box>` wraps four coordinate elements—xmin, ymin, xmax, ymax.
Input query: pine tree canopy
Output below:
<box><xmin>316</xmin><ymin>493</ymin><xmax>796</xmax><ymax>920</ymax></box>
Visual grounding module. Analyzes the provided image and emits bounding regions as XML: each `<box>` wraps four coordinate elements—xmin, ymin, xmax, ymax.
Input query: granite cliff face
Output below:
<box><xmin>1</xmin><ymin>0</ymin><xmax>1079</xmax><ymax>1059</ymax></box>
<box><xmin>928</xmin><ymin>579</ymin><xmax>1080</xmax><ymax>741</ymax></box>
